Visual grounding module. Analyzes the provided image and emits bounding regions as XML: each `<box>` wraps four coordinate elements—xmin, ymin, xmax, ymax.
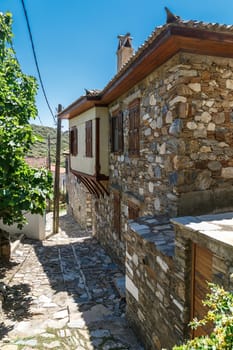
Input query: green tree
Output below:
<box><xmin>0</xmin><ymin>12</ymin><xmax>52</xmax><ymax>230</ymax></box>
<box><xmin>173</xmin><ymin>284</ymin><xmax>233</xmax><ymax>350</ymax></box>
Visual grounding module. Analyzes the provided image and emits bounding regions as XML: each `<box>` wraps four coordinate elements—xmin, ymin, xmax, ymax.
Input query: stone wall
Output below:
<box><xmin>125</xmin><ymin>216</ymin><xmax>186</xmax><ymax>350</ymax></box>
<box><xmin>172</xmin><ymin>213</ymin><xmax>233</xmax><ymax>292</ymax></box>
<box><xmin>125</xmin><ymin>213</ymin><xmax>233</xmax><ymax>350</ymax></box>
<box><xmin>65</xmin><ymin>46</ymin><xmax>233</xmax><ymax>349</ymax></box>
<box><xmin>109</xmin><ymin>54</ymin><xmax>181</xmax><ymax>219</ymax></box>
<box><xmin>66</xmin><ymin>170</ymin><xmax>92</xmax><ymax>230</ymax></box>
<box><xmin>94</xmin><ymin>190</ymin><xmax>126</xmax><ymax>267</ymax></box>
<box><xmin>95</xmin><ymin>52</ymin><xmax>233</xmax><ymax>268</ymax></box>
<box><xmin>109</xmin><ymin>52</ymin><xmax>233</xmax><ymax>218</ymax></box>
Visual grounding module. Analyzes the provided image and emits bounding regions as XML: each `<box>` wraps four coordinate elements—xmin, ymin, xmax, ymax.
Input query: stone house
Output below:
<box><xmin>59</xmin><ymin>10</ymin><xmax>233</xmax><ymax>349</ymax></box>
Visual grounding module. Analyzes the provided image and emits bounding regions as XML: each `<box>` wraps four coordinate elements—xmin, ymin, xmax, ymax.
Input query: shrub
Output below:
<box><xmin>173</xmin><ymin>284</ymin><xmax>233</xmax><ymax>350</ymax></box>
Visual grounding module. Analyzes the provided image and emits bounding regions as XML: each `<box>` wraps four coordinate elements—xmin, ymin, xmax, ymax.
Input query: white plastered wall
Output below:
<box><xmin>69</xmin><ymin>107</ymin><xmax>109</xmax><ymax>176</ymax></box>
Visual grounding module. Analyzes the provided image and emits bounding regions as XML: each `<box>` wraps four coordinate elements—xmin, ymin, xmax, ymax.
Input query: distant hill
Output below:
<box><xmin>27</xmin><ymin>124</ymin><xmax>69</xmax><ymax>167</ymax></box>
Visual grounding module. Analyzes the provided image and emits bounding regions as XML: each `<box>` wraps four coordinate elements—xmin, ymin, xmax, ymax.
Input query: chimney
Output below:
<box><xmin>117</xmin><ymin>33</ymin><xmax>134</xmax><ymax>72</ymax></box>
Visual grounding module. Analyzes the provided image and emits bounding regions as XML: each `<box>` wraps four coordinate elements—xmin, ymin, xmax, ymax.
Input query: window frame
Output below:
<box><xmin>128</xmin><ymin>98</ymin><xmax>140</xmax><ymax>156</ymax></box>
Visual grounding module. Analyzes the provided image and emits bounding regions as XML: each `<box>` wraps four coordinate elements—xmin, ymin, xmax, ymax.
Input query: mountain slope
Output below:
<box><xmin>27</xmin><ymin>124</ymin><xmax>69</xmax><ymax>167</ymax></box>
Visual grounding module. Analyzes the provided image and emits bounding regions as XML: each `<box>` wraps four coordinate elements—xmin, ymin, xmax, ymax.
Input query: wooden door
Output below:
<box><xmin>191</xmin><ymin>243</ymin><xmax>213</xmax><ymax>338</ymax></box>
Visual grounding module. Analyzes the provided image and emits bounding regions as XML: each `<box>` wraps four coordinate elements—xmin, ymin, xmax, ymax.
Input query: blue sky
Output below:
<box><xmin>1</xmin><ymin>0</ymin><xmax>233</xmax><ymax>129</ymax></box>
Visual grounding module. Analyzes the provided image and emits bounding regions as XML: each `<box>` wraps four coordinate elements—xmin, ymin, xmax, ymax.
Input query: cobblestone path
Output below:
<box><xmin>0</xmin><ymin>214</ymin><xmax>143</xmax><ymax>350</ymax></box>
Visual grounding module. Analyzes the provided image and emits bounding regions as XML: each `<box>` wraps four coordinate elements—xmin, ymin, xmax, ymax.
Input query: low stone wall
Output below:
<box><xmin>172</xmin><ymin>212</ymin><xmax>233</xmax><ymax>292</ymax></box>
<box><xmin>126</xmin><ymin>212</ymin><xmax>233</xmax><ymax>350</ymax></box>
<box><xmin>126</xmin><ymin>215</ymin><xmax>186</xmax><ymax>350</ymax></box>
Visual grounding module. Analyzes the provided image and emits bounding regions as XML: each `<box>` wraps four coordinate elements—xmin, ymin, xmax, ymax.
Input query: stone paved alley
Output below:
<box><xmin>0</xmin><ymin>214</ymin><xmax>144</xmax><ymax>350</ymax></box>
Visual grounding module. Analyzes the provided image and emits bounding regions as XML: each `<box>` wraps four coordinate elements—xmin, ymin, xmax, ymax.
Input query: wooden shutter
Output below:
<box><xmin>73</xmin><ymin>127</ymin><xmax>78</xmax><ymax>156</ymax></box>
<box><xmin>69</xmin><ymin>126</ymin><xmax>78</xmax><ymax>156</ymax></box>
<box><xmin>129</xmin><ymin>108</ymin><xmax>134</xmax><ymax>153</ymax></box>
<box><xmin>85</xmin><ymin>120</ymin><xmax>92</xmax><ymax>157</ymax></box>
<box><xmin>112</xmin><ymin>116</ymin><xmax>118</xmax><ymax>152</ymax></box>
<box><xmin>111</xmin><ymin>111</ymin><xmax>124</xmax><ymax>153</ymax></box>
<box><xmin>69</xmin><ymin>128</ymin><xmax>72</xmax><ymax>154</ymax></box>
<box><xmin>118</xmin><ymin>111</ymin><xmax>124</xmax><ymax>152</ymax></box>
<box><xmin>128</xmin><ymin>99</ymin><xmax>140</xmax><ymax>155</ymax></box>
<box><xmin>192</xmin><ymin>243</ymin><xmax>213</xmax><ymax>338</ymax></box>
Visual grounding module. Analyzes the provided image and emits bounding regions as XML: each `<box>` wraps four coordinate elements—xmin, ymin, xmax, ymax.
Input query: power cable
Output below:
<box><xmin>20</xmin><ymin>0</ymin><xmax>56</xmax><ymax>124</ymax></box>
<box><xmin>11</xmin><ymin>42</ymin><xmax>43</xmax><ymax>126</ymax></box>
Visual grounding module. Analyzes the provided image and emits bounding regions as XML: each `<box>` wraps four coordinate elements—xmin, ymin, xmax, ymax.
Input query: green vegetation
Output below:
<box><xmin>28</xmin><ymin>124</ymin><xmax>69</xmax><ymax>167</ymax></box>
<box><xmin>173</xmin><ymin>284</ymin><xmax>233</xmax><ymax>350</ymax></box>
<box><xmin>0</xmin><ymin>12</ymin><xmax>52</xmax><ymax>228</ymax></box>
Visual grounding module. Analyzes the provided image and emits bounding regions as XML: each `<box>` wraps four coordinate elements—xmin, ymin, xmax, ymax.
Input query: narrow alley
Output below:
<box><xmin>0</xmin><ymin>214</ymin><xmax>143</xmax><ymax>350</ymax></box>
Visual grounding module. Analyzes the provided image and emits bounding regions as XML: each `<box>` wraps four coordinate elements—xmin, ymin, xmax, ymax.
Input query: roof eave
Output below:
<box><xmin>59</xmin><ymin>24</ymin><xmax>233</xmax><ymax>118</ymax></box>
<box><xmin>101</xmin><ymin>25</ymin><xmax>233</xmax><ymax>104</ymax></box>
<box><xmin>58</xmin><ymin>94</ymin><xmax>103</xmax><ymax>119</ymax></box>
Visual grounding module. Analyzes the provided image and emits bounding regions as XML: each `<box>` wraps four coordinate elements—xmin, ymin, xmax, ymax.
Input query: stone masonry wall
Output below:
<box><xmin>109</xmin><ymin>52</ymin><xmax>233</xmax><ymax>218</ymax></box>
<box><xmin>173</xmin><ymin>216</ymin><xmax>233</xmax><ymax>293</ymax></box>
<box><xmin>66</xmin><ymin>170</ymin><xmax>92</xmax><ymax>230</ymax></box>
<box><xmin>125</xmin><ymin>216</ymin><xmax>188</xmax><ymax>350</ymax></box>
<box><xmin>170</xmin><ymin>53</ymin><xmax>233</xmax><ymax>215</ymax></box>
<box><xmin>94</xmin><ymin>190</ymin><xmax>126</xmax><ymax>267</ymax></box>
<box><xmin>96</xmin><ymin>52</ymin><xmax>233</xmax><ymax>268</ymax></box>
<box><xmin>126</xmin><ymin>213</ymin><xmax>233</xmax><ymax>350</ymax></box>
<box><xmin>109</xmin><ymin>53</ymin><xmax>181</xmax><ymax>219</ymax></box>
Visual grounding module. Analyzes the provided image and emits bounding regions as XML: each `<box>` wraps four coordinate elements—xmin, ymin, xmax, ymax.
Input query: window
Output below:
<box><xmin>111</xmin><ymin>111</ymin><xmax>123</xmax><ymax>153</ymax></box>
<box><xmin>128</xmin><ymin>201</ymin><xmax>140</xmax><ymax>220</ymax></box>
<box><xmin>128</xmin><ymin>99</ymin><xmax>140</xmax><ymax>156</ymax></box>
<box><xmin>85</xmin><ymin>120</ymin><xmax>92</xmax><ymax>157</ymax></box>
<box><xmin>113</xmin><ymin>192</ymin><xmax>121</xmax><ymax>239</ymax></box>
<box><xmin>69</xmin><ymin>126</ymin><xmax>78</xmax><ymax>156</ymax></box>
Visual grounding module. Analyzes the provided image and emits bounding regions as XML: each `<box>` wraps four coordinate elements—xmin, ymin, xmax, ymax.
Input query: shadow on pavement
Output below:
<box><xmin>59</xmin><ymin>213</ymin><xmax>91</xmax><ymax>239</ymax></box>
<box><xmin>34</xmin><ymin>214</ymin><xmax>139</xmax><ymax>348</ymax></box>
<box><xmin>0</xmin><ymin>322</ymin><xmax>14</xmax><ymax>340</ymax></box>
<box><xmin>0</xmin><ymin>261</ymin><xmax>33</xmax><ymax>340</ymax></box>
<box><xmin>0</xmin><ymin>260</ymin><xmax>18</xmax><ymax>279</ymax></box>
<box><xmin>3</xmin><ymin>283</ymin><xmax>32</xmax><ymax>321</ymax></box>
<box><xmin>0</xmin><ymin>214</ymin><xmax>143</xmax><ymax>349</ymax></box>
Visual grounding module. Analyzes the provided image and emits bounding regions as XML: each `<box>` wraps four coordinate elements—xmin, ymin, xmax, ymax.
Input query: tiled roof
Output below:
<box><xmin>59</xmin><ymin>13</ymin><xmax>233</xmax><ymax>118</ymax></box>
<box><xmin>101</xmin><ymin>18</ymin><xmax>233</xmax><ymax>96</ymax></box>
<box><xmin>25</xmin><ymin>156</ymin><xmax>47</xmax><ymax>168</ymax></box>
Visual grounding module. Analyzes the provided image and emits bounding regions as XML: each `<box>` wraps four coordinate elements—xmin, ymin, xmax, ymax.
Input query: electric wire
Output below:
<box><xmin>10</xmin><ymin>42</ymin><xmax>43</xmax><ymax>126</ymax></box>
<box><xmin>20</xmin><ymin>0</ymin><xmax>56</xmax><ymax>124</ymax></box>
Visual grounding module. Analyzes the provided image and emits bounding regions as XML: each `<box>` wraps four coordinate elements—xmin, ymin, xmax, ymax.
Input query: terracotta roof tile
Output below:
<box><xmin>101</xmin><ymin>19</ymin><xmax>233</xmax><ymax>96</ymax></box>
<box><xmin>59</xmin><ymin>15</ymin><xmax>233</xmax><ymax>118</ymax></box>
